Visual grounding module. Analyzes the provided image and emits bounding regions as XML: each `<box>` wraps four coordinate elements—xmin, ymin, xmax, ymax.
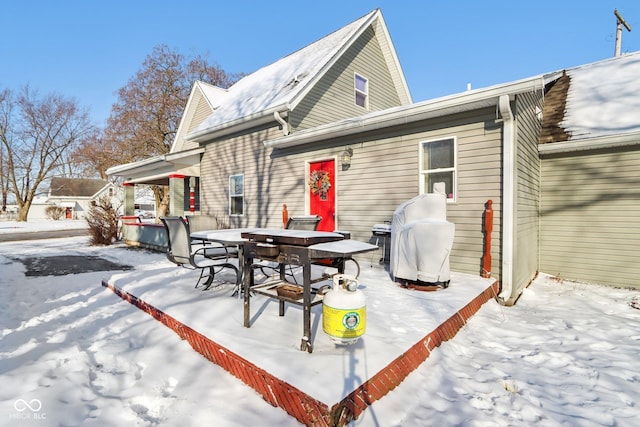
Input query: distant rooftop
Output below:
<box><xmin>49</xmin><ymin>177</ymin><xmax>108</xmax><ymax>198</ymax></box>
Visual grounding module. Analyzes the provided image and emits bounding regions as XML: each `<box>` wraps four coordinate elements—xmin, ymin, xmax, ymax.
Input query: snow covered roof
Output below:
<box><xmin>561</xmin><ymin>51</ymin><xmax>640</xmax><ymax>140</ymax></box>
<box><xmin>187</xmin><ymin>9</ymin><xmax>410</xmax><ymax>143</ymax></box>
<box><xmin>195</xmin><ymin>80</ymin><xmax>228</xmax><ymax>110</ymax></box>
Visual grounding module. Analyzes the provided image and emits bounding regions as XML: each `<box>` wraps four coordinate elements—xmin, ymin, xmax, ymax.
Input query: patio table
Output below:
<box><xmin>240</xmin><ymin>229</ymin><xmax>378</xmax><ymax>353</ymax></box>
<box><xmin>190</xmin><ymin>228</ymin><xmax>262</xmax><ymax>295</ymax></box>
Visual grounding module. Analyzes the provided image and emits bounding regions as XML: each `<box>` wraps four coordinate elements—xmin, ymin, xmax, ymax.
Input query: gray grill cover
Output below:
<box><xmin>390</xmin><ymin>193</ymin><xmax>455</xmax><ymax>283</ymax></box>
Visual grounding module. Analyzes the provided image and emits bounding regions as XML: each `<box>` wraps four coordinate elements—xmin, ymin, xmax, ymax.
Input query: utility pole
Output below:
<box><xmin>614</xmin><ymin>9</ymin><xmax>632</xmax><ymax>57</ymax></box>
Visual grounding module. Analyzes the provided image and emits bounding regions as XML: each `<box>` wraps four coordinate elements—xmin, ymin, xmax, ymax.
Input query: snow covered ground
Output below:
<box><xmin>0</xmin><ymin>219</ymin><xmax>89</xmax><ymax>234</ymax></box>
<box><xmin>1</xmin><ymin>220</ymin><xmax>639</xmax><ymax>426</ymax></box>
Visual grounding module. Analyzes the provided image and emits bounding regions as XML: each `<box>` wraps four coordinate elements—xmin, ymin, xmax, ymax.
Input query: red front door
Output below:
<box><xmin>309</xmin><ymin>160</ymin><xmax>335</xmax><ymax>231</ymax></box>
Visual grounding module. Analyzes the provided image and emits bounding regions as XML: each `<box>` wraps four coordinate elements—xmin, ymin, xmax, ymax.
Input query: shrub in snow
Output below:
<box><xmin>45</xmin><ymin>205</ymin><xmax>67</xmax><ymax>220</ymax></box>
<box><xmin>87</xmin><ymin>195</ymin><xmax>120</xmax><ymax>245</ymax></box>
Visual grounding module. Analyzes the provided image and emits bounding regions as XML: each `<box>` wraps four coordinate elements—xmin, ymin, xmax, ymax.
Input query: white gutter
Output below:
<box><xmin>538</xmin><ymin>131</ymin><xmax>640</xmax><ymax>155</ymax></box>
<box><xmin>186</xmin><ymin>105</ymin><xmax>289</xmax><ymax>144</ymax></box>
<box><xmin>498</xmin><ymin>94</ymin><xmax>515</xmax><ymax>304</ymax></box>
<box><xmin>273</xmin><ymin>111</ymin><xmax>290</xmax><ymax>136</ymax></box>
<box><xmin>165</xmin><ymin>147</ymin><xmax>205</xmax><ymax>164</ymax></box>
<box><xmin>106</xmin><ymin>155</ymin><xmax>166</xmax><ymax>176</ymax></box>
<box><xmin>106</xmin><ymin>147</ymin><xmax>205</xmax><ymax>177</ymax></box>
<box><xmin>264</xmin><ymin>73</ymin><xmax>556</xmax><ymax>149</ymax></box>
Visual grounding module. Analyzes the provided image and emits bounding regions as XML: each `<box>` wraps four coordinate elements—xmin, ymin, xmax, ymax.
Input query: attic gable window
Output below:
<box><xmin>354</xmin><ymin>73</ymin><xmax>368</xmax><ymax>109</ymax></box>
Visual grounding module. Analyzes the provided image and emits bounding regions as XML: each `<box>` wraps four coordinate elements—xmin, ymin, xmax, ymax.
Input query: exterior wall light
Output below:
<box><xmin>340</xmin><ymin>147</ymin><xmax>353</xmax><ymax>169</ymax></box>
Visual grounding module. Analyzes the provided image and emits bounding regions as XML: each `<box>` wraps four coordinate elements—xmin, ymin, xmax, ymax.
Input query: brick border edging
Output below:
<box><xmin>329</xmin><ymin>280</ymin><xmax>500</xmax><ymax>425</ymax></box>
<box><xmin>102</xmin><ymin>279</ymin><xmax>498</xmax><ymax>427</ymax></box>
<box><xmin>101</xmin><ymin>280</ymin><xmax>332</xmax><ymax>426</ymax></box>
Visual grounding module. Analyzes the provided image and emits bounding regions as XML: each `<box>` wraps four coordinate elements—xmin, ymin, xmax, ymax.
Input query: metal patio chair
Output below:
<box><xmin>161</xmin><ymin>216</ymin><xmax>239</xmax><ymax>291</ymax></box>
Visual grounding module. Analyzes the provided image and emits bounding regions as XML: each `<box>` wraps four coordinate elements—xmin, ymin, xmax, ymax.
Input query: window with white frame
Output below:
<box><xmin>229</xmin><ymin>174</ymin><xmax>244</xmax><ymax>216</ymax></box>
<box><xmin>354</xmin><ymin>73</ymin><xmax>368</xmax><ymax>109</ymax></box>
<box><xmin>420</xmin><ymin>137</ymin><xmax>456</xmax><ymax>200</ymax></box>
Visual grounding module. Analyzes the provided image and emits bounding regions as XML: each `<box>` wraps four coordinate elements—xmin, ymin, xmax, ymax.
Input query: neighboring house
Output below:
<box><xmin>23</xmin><ymin>196</ymin><xmax>51</xmax><ymax>220</ymax></box>
<box><xmin>107</xmin><ymin>8</ymin><xmax>640</xmax><ymax>306</ymax></box>
<box><xmin>47</xmin><ymin>177</ymin><xmax>120</xmax><ymax>220</ymax></box>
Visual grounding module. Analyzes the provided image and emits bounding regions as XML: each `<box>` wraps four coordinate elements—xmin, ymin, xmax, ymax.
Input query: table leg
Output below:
<box><xmin>229</xmin><ymin>245</ymin><xmax>244</xmax><ymax>297</ymax></box>
<box><xmin>243</xmin><ymin>253</ymin><xmax>253</xmax><ymax>328</ymax></box>
<box><xmin>300</xmin><ymin>260</ymin><xmax>313</xmax><ymax>353</ymax></box>
<box><xmin>278</xmin><ymin>262</ymin><xmax>286</xmax><ymax>316</ymax></box>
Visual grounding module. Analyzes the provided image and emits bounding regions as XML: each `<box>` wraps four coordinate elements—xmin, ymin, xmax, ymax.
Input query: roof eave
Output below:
<box><xmin>287</xmin><ymin>9</ymin><xmax>412</xmax><ymax>112</ymax></box>
<box><xmin>106</xmin><ymin>146</ymin><xmax>205</xmax><ymax>178</ymax></box>
<box><xmin>106</xmin><ymin>156</ymin><xmax>166</xmax><ymax>177</ymax></box>
<box><xmin>165</xmin><ymin>147</ymin><xmax>204</xmax><ymax>163</ymax></box>
<box><xmin>539</xmin><ymin>131</ymin><xmax>640</xmax><ymax>155</ymax></box>
<box><xmin>186</xmin><ymin>104</ymin><xmax>288</xmax><ymax>144</ymax></box>
<box><xmin>265</xmin><ymin>74</ymin><xmax>553</xmax><ymax>149</ymax></box>
<box><xmin>373</xmin><ymin>10</ymin><xmax>412</xmax><ymax>105</ymax></box>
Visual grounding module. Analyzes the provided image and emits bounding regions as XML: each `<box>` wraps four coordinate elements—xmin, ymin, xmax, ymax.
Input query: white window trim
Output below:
<box><xmin>418</xmin><ymin>136</ymin><xmax>457</xmax><ymax>203</ymax></box>
<box><xmin>354</xmin><ymin>73</ymin><xmax>368</xmax><ymax>109</ymax></box>
<box><xmin>229</xmin><ymin>174</ymin><xmax>244</xmax><ymax>216</ymax></box>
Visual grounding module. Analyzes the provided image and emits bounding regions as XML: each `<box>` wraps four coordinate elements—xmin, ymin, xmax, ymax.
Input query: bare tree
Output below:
<box><xmin>0</xmin><ymin>89</ymin><xmax>11</xmax><ymax>212</ymax></box>
<box><xmin>71</xmin><ymin>129</ymin><xmax>120</xmax><ymax>179</ymax></box>
<box><xmin>0</xmin><ymin>146</ymin><xmax>8</xmax><ymax>212</ymax></box>
<box><xmin>0</xmin><ymin>86</ymin><xmax>95</xmax><ymax>221</ymax></box>
<box><xmin>83</xmin><ymin>45</ymin><xmax>239</xmax><ymax>218</ymax></box>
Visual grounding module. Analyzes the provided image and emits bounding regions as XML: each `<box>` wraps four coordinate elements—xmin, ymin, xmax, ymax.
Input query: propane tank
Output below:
<box><xmin>322</xmin><ymin>274</ymin><xmax>366</xmax><ymax>345</ymax></box>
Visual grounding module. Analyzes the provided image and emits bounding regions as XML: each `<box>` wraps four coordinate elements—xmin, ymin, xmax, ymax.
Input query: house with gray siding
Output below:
<box><xmin>107</xmin><ymin>8</ymin><xmax>640</xmax><ymax>306</ymax></box>
<box><xmin>538</xmin><ymin>53</ymin><xmax>640</xmax><ymax>290</ymax></box>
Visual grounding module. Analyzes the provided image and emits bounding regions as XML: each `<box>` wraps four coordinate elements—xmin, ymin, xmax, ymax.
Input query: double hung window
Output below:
<box><xmin>229</xmin><ymin>174</ymin><xmax>244</xmax><ymax>216</ymax></box>
<box><xmin>420</xmin><ymin>137</ymin><xmax>456</xmax><ymax>200</ymax></box>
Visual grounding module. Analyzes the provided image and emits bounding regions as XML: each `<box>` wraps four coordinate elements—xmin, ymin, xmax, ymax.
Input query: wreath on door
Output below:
<box><xmin>308</xmin><ymin>170</ymin><xmax>331</xmax><ymax>200</ymax></box>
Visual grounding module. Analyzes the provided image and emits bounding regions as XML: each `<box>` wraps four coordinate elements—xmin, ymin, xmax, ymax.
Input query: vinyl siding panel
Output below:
<box><xmin>540</xmin><ymin>145</ymin><xmax>640</xmax><ymax>289</ymax></box>
<box><xmin>290</xmin><ymin>26</ymin><xmax>402</xmax><ymax>131</ymax></box>
<box><xmin>199</xmin><ymin>125</ymin><xmax>297</xmax><ymax>229</ymax></box>
<box><xmin>513</xmin><ymin>91</ymin><xmax>544</xmax><ymax>297</ymax></box>
<box><xmin>174</xmin><ymin>90</ymin><xmax>214</xmax><ymax>152</ymax></box>
<box><xmin>189</xmin><ymin>93</ymin><xmax>214</xmax><ymax>134</ymax></box>
<box><xmin>330</xmin><ymin>109</ymin><xmax>504</xmax><ymax>277</ymax></box>
<box><xmin>199</xmin><ymin>107</ymin><xmax>504</xmax><ymax>281</ymax></box>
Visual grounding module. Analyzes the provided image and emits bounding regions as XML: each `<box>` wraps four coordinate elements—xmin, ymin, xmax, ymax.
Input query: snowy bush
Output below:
<box><xmin>45</xmin><ymin>205</ymin><xmax>67</xmax><ymax>220</ymax></box>
<box><xmin>86</xmin><ymin>195</ymin><xmax>120</xmax><ymax>245</ymax></box>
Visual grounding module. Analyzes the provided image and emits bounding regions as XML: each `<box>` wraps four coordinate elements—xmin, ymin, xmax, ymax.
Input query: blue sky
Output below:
<box><xmin>3</xmin><ymin>1</ymin><xmax>639</xmax><ymax>127</ymax></box>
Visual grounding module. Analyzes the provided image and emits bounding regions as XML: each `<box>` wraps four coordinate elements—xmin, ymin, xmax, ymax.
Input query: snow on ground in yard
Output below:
<box><xmin>1</xmin><ymin>221</ymin><xmax>639</xmax><ymax>426</ymax></box>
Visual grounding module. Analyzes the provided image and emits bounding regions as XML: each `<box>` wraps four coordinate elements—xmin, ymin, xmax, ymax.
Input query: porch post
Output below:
<box><xmin>123</xmin><ymin>183</ymin><xmax>135</xmax><ymax>216</ymax></box>
<box><xmin>189</xmin><ymin>177</ymin><xmax>196</xmax><ymax>213</ymax></box>
<box><xmin>169</xmin><ymin>174</ymin><xmax>185</xmax><ymax>217</ymax></box>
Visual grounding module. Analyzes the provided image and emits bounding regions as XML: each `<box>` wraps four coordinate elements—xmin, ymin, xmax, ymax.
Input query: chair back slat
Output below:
<box><xmin>161</xmin><ymin>216</ymin><xmax>192</xmax><ymax>265</ymax></box>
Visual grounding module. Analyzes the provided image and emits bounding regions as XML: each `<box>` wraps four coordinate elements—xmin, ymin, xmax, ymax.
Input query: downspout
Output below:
<box><xmin>498</xmin><ymin>94</ymin><xmax>515</xmax><ymax>305</ymax></box>
<box><xmin>273</xmin><ymin>111</ymin><xmax>290</xmax><ymax>136</ymax></box>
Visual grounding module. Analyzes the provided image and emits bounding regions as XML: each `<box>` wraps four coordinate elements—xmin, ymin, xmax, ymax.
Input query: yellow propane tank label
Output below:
<box><xmin>322</xmin><ymin>306</ymin><xmax>366</xmax><ymax>338</ymax></box>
